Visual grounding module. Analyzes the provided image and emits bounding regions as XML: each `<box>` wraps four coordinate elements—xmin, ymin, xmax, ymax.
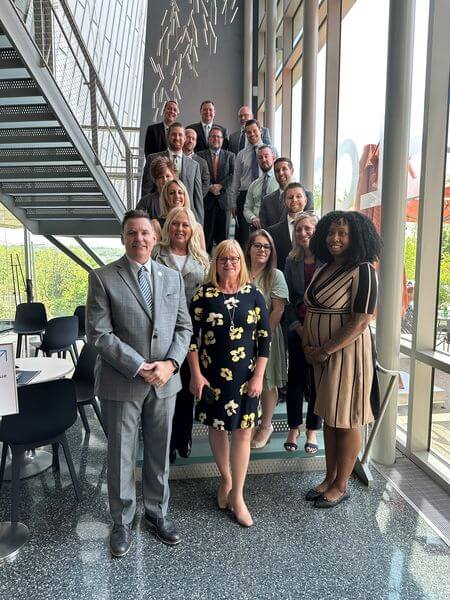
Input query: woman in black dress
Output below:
<box><xmin>188</xmin><ymin>239</ymin><xmax>270</xmax><ymax>527</ymax></box>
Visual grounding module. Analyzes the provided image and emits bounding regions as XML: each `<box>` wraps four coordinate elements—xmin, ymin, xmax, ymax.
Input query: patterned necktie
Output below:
<box><xmin>251</xmin><ymin>146</ymin><xmax>260</xmax><ymax>180</ymax></box>
<box><xmin>261</xmin><ymin>173</ymin><xmax>269</xmax><ymax>199</ymax></box>
<box><xmin>172</xmin><ymin>154</ymin><xmax>180</xmax><ymax>175</ymax></box>
<box><xmin>138</xmin><ymin>266</ymin><xmax>153</xmax><ymax>313</ymax></box>
<box><xmin>239</xmin><ymin>130</ymin><xmax>245</xmax><ymax>151</ymax></box>
<box><xmin>212</xmin><ymin>152</ymin><xmax>219</xmax><ymax>181</ymax></box>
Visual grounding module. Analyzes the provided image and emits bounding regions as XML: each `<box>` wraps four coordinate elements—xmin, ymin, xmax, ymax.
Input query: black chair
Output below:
<box><xmin>0</xmin><ymin>380</ymin><xmax>81</xmax><ymax>525</ymax></box>
<box><xmin>13</xmin><ymin>302</ymin><xmax>48</xmax><ymax>358</ymax></box>
<box><xmin>73</xmin><ymin>305</ymin><xmax>87</xmax><ymax>359</ymax></box>
<box><xmin>72</xmin><ymin>343</ymin><xmax>106</xmax><ymax>437</ymax></box>
<box><xmin>35</xmin><ymin>316</ymin><xmax>79</xmax><ymax>366</ymax></box>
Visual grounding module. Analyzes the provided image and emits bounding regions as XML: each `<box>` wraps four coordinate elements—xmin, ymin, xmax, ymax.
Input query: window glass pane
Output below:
<box><xmin>336</xmin><ymin>0</ymin><xmax>389</xmax><ymax>211</ymax></box>
<box><xmin>274</xmin><ymin>85</ymin><xmax>282</xmax><ymax>154</ymax></box>
<box><xmin>430</xmin><ymin>368</ymin><xmax>450</xmax><ymax>469</ymax></box>
<box><xmin>0</xmin><ymin>209</ymin><xmax>25</xmax><ymax>321</ymax></box>
<box><xmin>397</xmin><ymin>353</ymin><xmax>411</xmax><ymax>445</ymax></box>
<box><xmin>435</xmin><ymin>103</ymin><xmax>450</xmax><ymax>354</ymax></box>
<box><xmin>313</xmin><ymin>31</ymin><xmax>326</xmax><ymax>214</ymax></box>
<box><xmin>292</xmin><ymin>3</ymin><xmax>303</xmax><ymax>48</ymax></box>
<box><xmin>291</xmin><ymin>60</ymin><xmax>302</xmax><ymax>175</ymax></box>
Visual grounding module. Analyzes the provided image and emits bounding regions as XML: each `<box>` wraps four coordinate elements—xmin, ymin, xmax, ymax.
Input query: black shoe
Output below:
<box><xmin>169</xmin><ymin>448</ymin><xmax>177</xmax><ymax>464</ymax></box>
<box><xmin>145</xmin><ymin>514</ymin><xmax>181</xmax><ymax>546</ymax></box>
<box><xmin>305</xmin><ymin>488</ymin><xmax>323</xmax><ymax>501</ymax></box>
<box><xmin>314</xmin><ymin>490</ymin><xmax>350</xmax><ymax>508</ymax></box>
<box><xmin>110</xmin><ymin>524</ymin><xmax>131</xmax><ymax>557</ymax></box>
<box><xmin>177</xmin><ymin>439</ymin><xmax>192</xmax><ymax>459</ymax></box>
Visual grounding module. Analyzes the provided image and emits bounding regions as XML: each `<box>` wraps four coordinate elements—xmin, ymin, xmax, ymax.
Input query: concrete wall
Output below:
<box><xmin>139</xmin><ymin>1</ymin><xmax>244</xmax><ymax>150</ymax></box>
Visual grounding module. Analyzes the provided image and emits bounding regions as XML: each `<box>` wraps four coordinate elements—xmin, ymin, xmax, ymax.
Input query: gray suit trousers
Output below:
<box><xmin>101</xmin><ymin>390</ymin><xmax>176</xmax><ymax>525</ymax></box>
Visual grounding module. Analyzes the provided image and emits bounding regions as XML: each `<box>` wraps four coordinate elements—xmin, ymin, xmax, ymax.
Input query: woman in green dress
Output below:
<box><xmin>244</xmin><ymin>229</ymin><xmax>289</xmax><ymax>449</ymax></box>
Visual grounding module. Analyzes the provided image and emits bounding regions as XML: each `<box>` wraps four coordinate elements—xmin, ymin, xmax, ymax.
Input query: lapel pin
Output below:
<box><xmin>158</xmin><ymin>271</ymin><xmax>162</xmax><ymax>277</ymax></box>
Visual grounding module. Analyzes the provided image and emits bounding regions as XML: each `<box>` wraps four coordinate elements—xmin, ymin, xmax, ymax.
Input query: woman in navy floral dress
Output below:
<box><xmin>188</xmin><ymin>240</ymin><xmax>270</xmax><ymax>527</ymax></box>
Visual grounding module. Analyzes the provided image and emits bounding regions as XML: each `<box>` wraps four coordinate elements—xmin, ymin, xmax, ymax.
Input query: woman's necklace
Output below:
<box><xmin>221</xmin><ymin>287</ymin><xmax>239</xmax><ymax>335</ymax></box>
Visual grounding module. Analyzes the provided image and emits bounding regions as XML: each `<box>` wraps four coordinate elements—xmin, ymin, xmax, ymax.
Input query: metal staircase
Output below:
<box><xmin>0</xmin><ymin>0</ymin><xmax>136</xmax><ymax>238</ymax></box>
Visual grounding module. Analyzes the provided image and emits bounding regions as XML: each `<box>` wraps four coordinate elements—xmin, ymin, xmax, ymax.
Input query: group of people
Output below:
<box><xmin>86</xmin><ymin>97</ymin><xmax>382</xmax><ymax>558</ymax></box>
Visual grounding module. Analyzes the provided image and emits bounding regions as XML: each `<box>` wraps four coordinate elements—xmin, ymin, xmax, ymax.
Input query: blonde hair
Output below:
<box><xmin>208</xmin><ymin>239</ymin><xmax>249</xmax><ymax>289</ymax></box>
<box><xmin>159</xmin><ymin>178</ymin><xmax>191</xmax><ymax>218</ymax></box>
<box><xmin>158</xmin><ymin>207</ymin><xmax>209</xmax><ymax>269</ymax></box>
<box><xmin>288</xmin><ymin>211</ymin><xmax>320</xmax><ymax>261</ymax></box>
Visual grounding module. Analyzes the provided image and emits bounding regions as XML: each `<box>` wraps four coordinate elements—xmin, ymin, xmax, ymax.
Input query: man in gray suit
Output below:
<box><xmin>141</xmin><ymin>123</ymin><xmax>204</xmax><ymax>224</ymax></box>
<box><xmin>183</xmin><ymin>128</ymin><xmax>210</xmax><ymax>198</ymax></box>
<box><xmin>197</xmin><ymin>126</ymin><xmax>235</xmax><ymax>252</ymax></box>
<box><xmin>86</xmin><ymin>209</ymin><xmax>192</xmax><ymax>557</ymax></box>
<box><xmin>228</xmin><ymin>105</ymin><xmax>271</xmax><ymax>155</ymax></box>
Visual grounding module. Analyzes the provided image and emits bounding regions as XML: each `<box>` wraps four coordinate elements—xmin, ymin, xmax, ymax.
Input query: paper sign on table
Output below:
<box><xmin>0</xmin><ymin>343</ymin><xmax>19</xmax><ymax>416</ymax></box>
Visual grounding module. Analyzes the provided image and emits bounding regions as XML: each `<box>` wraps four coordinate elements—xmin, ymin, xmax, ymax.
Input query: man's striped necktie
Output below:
<box><xmin>138</xmin><ymin>266</ymin><xmax>153</xmax><ymax>313</ymax></box>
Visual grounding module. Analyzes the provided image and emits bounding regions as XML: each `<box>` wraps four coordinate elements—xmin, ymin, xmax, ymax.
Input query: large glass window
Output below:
<box><xmin>313</xmin><ymin>33</ymin><xmax>326</xmax><ymax>213</ymax></box>
<box><xmin>291</xmin><ymin>59</ymin><xmax>302</xmax><ymax>175</ymax></box>
<box><xmin>274</xmin><ymin>85</ymin><xmax>282</xmax><ymax>154</ymax></box>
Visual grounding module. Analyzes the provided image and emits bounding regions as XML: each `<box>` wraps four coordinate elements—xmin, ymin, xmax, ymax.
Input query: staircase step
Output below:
<box><xmin>0</xmin><ymin>164</ymin><xmax>91</xmax><ymax>180</ymax></box>
<box><xmin>15</xmin><ymin>196</ymin><xmax>109</xmax><ymax>209</ymax></box>
<box><xmin>0</xmin><ymin>47</ymin><xmax>23</xmax><ymax>69</ymax></box>
<box><xmin>0</xmin><ymin>78</ymin><xmax>41</xmax><ymax>98</ymax></box>
<box><xmin>0</xmin><ymin>103</ymin><xmax>56</xmax><ymax>123</ymax></box>
<box><xmin>1</xmin><ymin>180</ymin><xmax>101</xmax><ymax>195</ymax></box>
<box><xmin>137</xmin><ymin>431</ymin><xmax>325</xmax><ymax>480</ymax></box>
<box><xmin>0</xmin><ymin>147</ymin><xmax>82</xmax><ymax>163</ymax></box>
<box><xmin>25</xmin><ymin>207</ymin><xmax>116</xmax><ymax>220</ymax></box>
<box><xmin>0</xmin><ymin>126</ymin><xmax>68</xmax><ymax>145</ymax></box>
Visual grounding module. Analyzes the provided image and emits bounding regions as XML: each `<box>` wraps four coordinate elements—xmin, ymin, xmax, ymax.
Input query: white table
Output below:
<box><xmin>3</xmin><ymin>357</ymin><xmax>74</xmax><ymax>481</ymax></box>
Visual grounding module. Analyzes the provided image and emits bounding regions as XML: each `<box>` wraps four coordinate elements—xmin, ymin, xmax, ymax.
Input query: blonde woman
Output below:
<box><xmin>153</xmin><ymin>179</ymin><xmax>206</xmax><ymax>249</ymax></box>
<box><xmin>153</xmin><ymin>207</ymin><xmax>209</xmax><ymax>462</ymax></box>
<box><xmin>188</xmin><ymin>240</ymin><xmax>270</xmax><ymax>527</ymax></box>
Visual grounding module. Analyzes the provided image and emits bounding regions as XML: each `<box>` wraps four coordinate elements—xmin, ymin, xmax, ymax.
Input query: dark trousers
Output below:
<box><xmin>170</xmin><ymin>360</ymin><xmax>194</xmax><ymax>453</ymax></box>
<box><xmin>204</xmin><ymin>193</ymin><xmax>228</xmax><ymax>253</ymax></box>
<box><xmin>235</xmin><ymin>190</ymin><xmax>250</xmax><ymax>249</ymax></box>
<box><xmin>286</xmin><ymin>331</ymin><xmax>322</xmax><ymax>430</ymax></box>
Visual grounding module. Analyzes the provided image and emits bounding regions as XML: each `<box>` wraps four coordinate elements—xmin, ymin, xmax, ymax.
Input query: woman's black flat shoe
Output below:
<box><xmin>305</xmin><ymin>488</ymin><xmax>323</xmax><ymax>501</ymax></box>
<box><xmin>283</xmin><ymin>441</ymin><xmax>298</xmax><ymax>452</ymax></box>
<box><xmin>314</xmin><ymin>491</ymin><xmax>350</xmax><ymax>508</ymax></box>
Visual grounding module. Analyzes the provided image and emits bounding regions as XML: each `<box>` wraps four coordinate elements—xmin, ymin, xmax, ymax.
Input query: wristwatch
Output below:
<box><xmin>169</xmin><ymin>359</ymin><xmax>179</xmax><ymax>374</ymax></box>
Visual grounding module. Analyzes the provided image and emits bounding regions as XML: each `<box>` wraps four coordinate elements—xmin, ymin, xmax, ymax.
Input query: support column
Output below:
<box><xmin>371</xmin><ymin>0</ymin><xmax>416</xmax><ymax>466</ymax></box>
<box><xmin>264</xmin><ymin>0</ymin><xmax>277</xmax><ymax>136</ymax></box>
<box><xmin>243</xmin><ymin>0</ymin><xmax>253</xmax><ymax>107</ymax></box>
<box><xmin>300</xmin><ymin>0</ymin><xmax>318</xmax><ymax>190</ymax></box>
<box><xmin>321</xmin><ymin>0</ymin><xmax>342</xmax><ymax>214</ymax></box>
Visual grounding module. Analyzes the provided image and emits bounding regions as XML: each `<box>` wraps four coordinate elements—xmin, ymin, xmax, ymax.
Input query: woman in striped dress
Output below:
<box><xmin>303</xmin><ymin>211</ymin><xmax>382</xmax><ymax>508</ymax></box>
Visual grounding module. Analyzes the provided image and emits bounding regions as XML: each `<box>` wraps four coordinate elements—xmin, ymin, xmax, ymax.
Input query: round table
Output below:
<box><xmin>3</xmin><ymin>357</ymin><xmax>74</xmax><ymax>481</ymax></box>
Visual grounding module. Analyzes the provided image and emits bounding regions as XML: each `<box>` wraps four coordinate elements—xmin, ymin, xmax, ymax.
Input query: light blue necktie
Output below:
<box><xmin>138</xmin><ymin>266</ymin><xmax>153</xmax><ymax>313</ymax></box>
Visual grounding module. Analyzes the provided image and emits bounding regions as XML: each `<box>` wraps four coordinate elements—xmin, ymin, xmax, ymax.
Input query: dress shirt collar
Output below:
<box><xmin>201</xmin><ymin>121</ymin><xmax>213</xmax><ymax>128</ymax></box>
<box><xmin>184</xmin><ymin>151</ymin><xmax>194</xmax><ymax>158</ymax></box>
<box><xmin>210</xmin><ymin>148</ymin><xmax>221</xmax><ymax>157</ymax></box>
<box><xmin>169</xmin><ymin>150</ymin><xmax>183</xmax><ymax>158</ymax></box>
<box><xmin>126</xmin><ymin>255</ymin><xmax>152</xmax><ymax>277</ymax></box>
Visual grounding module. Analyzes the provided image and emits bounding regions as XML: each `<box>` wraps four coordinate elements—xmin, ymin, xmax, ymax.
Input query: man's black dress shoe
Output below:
<box><xmin>145</xmin><ymin>514</ymin><xmax>181</xmax><ymax>545</ymax></box>
<box><xmin>110</xmin><ymin>524</ymin><xmax>131</xmax><ymax>557</ymax></box>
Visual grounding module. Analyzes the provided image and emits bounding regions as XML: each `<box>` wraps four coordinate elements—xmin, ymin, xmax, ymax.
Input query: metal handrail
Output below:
<box><xmin>8</xmin><ymin>0</ymin><xmax>137</xmax><ymax>208</ymax></box>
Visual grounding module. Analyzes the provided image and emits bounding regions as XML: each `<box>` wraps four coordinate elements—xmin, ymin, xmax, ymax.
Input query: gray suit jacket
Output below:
<box><xmin>228</xmin><ymin>127</ymin><xmax>271</xmax><ymax>155</ymax></box>
<box><xmin>197</xmin><ymin>148</ymin><xmax>235</xmax><ymax>210</ymax></box>
<box><xmin>141</xmin><ymin>151</ymin><xmax>204</xmax><ymax>224</ymax></box>
<box><xmin>260</xmin><ymin>189</ymin><xmax>314</xmax><ymax>229</ymax></box>
<box><xmin>152</xmin><ymin>246</ymin><xmax>208</xmax><ymax>306</ymax></box>
<box><xmin>190</xmin><ymin>153</ymin><xmax>210</xmax><ymax>198</ymax></box>
<box><xmin>86</xmin><ymin>255</ymin><xmax>192</xmax><ymax>402</ymax></box>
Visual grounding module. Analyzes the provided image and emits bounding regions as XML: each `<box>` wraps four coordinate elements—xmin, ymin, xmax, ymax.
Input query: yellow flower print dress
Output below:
<box><xmin>189</xmin><ymin>283</ymin><xmax>271</xmax><ymax>430</ymax></box>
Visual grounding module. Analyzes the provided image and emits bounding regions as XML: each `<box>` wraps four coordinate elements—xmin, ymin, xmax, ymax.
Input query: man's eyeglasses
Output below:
<box><xmin>217</xmin><ymin>256</ymin><xmax>240</xmax><ymax>265</ymax></box>
<box><xmin>252</xmin><ymin>243</ymin><xmax>272</xmax><ymax>252</ymax></box>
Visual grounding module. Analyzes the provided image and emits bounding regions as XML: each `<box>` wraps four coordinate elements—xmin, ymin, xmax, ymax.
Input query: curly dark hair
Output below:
<box><xmin>309</xmin><ymin>210</ymin><xmax>382</xmax><ymax>265</ymax></box>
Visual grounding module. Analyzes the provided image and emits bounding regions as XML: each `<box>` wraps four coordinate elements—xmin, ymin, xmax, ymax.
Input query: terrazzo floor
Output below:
<box><xmin>0</xmin><ymin>415</ymin><xmax>449</xmax><ymax>600</ymax></box>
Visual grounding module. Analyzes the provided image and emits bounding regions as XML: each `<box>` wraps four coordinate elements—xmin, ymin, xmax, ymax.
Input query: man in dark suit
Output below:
<box><xmin>187</xmin><ymin>100</ymin><xmax>228</xmax><ymax>152</ymax></box>
<box><xmin>228</xmin><ymin>105</ymin><xmax>271</xmax><ymax>155</ymax></box>
<box><xmin>183</xmin><ymin>128</ymin><xmax>210</xmax><ymax>198</ymax></box>
<box><xmin>197</xmin><ymin>126</ymin><xmax>235</xmax><ymax>253</ymax></box>
<box><xmin>86</xmin><ymin>209</ymin><xmax>192</xmax><ymax>557</ymax></box>
<box><xmin>268</xmin><ymin>182</ymin><xmax>311</xmax><ymax>271</ymax></box>
<box><xmin>144</xmin><ymin>100</ymin><xmax>179</xmax><ymax>157</ymax></box>
<box><xmin>260</xmin><ymin>157</ymin><xmax>313</xmax><ymax>228</ymax></box>
<box><xmin>141</xmin><ymin>123</ymin><xmax>204</xmax><ymax>224</ymax></box>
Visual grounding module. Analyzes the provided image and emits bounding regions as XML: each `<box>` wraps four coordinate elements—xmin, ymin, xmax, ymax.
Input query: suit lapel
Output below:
<box><xmin>116</xmin><ymin>255</ymin><xmax>153</xmax><ymax>320</ymax></box>
<box><xmin>151</xmin><ymin>259</ymin><xmax>163</xmax><ymax>322</ymax></box>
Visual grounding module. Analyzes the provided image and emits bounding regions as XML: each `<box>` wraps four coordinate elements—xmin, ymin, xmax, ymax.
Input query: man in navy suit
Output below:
<box><xmin>144</xmin><ymin>100</ymin><xmax>179</xmax><ymax>157</ymax></box>
<box><xmin>187</xmin><ymin>100</ymin><xmax>228</xmax><ymax>152</ymax></box>
<box><xmin>228</xmin><ymin>105</ymin><xmax>271</xmax><ymax>155</ymax></box>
